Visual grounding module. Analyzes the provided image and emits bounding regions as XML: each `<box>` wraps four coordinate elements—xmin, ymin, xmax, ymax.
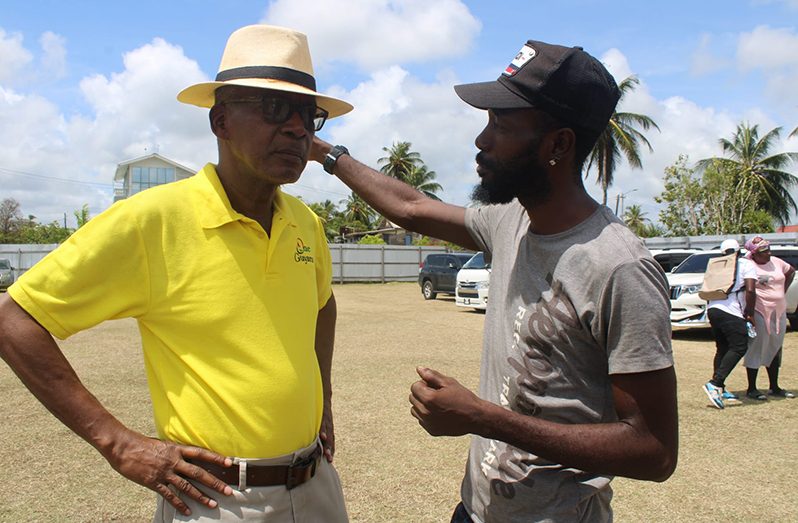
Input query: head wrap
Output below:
<box><xmin>744</xmin><ymin>236</ymin><xmax>770</xmax><ymax>257</ymax></box>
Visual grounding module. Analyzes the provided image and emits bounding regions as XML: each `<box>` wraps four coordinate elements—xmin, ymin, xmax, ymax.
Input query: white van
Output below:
<box><xmin>455</xmin><ymin>252</ymin><xmax>490</xmax><ymax>311</ymax></box>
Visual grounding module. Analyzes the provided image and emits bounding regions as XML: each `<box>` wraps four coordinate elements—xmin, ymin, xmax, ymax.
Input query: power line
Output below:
<box><xmin>286</xmin><ymin>181</ymin><xmax>351</xmax><ymax>199</ymax></box>
<box><xmin>0</xmin><ymin>166</ymin><xmax>113</xmax><ymax>188</ymax></box>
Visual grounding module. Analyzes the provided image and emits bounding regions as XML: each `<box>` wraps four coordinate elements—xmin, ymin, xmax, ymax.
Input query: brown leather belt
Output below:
<box><xmin>188</xmin><ymin>445</ymin><xmax>321</xmax><ymax>490</ymax></box>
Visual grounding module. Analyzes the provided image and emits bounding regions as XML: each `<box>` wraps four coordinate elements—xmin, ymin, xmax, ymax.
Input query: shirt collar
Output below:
<box><xmin>193</xmin><ymin>163</ymin><xmax>298</xmax><ymax>230</ymax></box>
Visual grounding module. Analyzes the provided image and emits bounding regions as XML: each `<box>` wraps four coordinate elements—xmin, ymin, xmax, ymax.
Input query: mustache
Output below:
<box><xmin>475</xmin><ymin>152</ymin><xmax>500</xmax><ymax>172</ymax></box>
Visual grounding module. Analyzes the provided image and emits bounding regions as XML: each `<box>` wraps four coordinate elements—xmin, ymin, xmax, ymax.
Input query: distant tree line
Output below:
<box><xmin>0</xmin><ymin>198</ymin><xmax>90</xmax><ymax>244</ymax></box>
<box><xmin>652</xmin><ymin>124</ymin><xmax>798</xmax><ymax>237</ymax></box>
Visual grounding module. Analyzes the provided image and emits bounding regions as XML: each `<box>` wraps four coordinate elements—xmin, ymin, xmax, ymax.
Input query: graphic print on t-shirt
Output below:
<box><xmin>481</xmin><ymin>276</ymin><xmax>585</xmax><ymax>499</ymax></box>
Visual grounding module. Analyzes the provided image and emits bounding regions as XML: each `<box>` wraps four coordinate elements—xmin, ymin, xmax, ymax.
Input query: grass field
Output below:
<box><xmin>1</xmin><ymin>282</ymin><xmax>796</xmax><ymax>522</ymax></box>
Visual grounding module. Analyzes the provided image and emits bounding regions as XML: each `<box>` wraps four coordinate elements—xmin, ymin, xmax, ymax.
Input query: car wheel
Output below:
<box><xmin>422</xmin><ymin>280</ymin><xmax>437</xmax><ymax>300</ymax></box>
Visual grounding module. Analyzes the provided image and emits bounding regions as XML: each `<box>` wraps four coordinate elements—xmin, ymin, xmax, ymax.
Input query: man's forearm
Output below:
<box><xmin>311</xmin><ymin>138</ymin><xmax>477</xmax><ymax>250</ymax></box>
<box><xmin>464</xmin><ymin>366</ymin><xmax>678</xmax><ymax>482</ymax></box>
<box><xmin>475</xmin><ymin>400</ymin><xmax>675</xmax><ymax>481</ymax></box>
<box><xmin>313</xmin><ymin>140</ymin><xmax>429</xmax><ymax>230</ymax></box>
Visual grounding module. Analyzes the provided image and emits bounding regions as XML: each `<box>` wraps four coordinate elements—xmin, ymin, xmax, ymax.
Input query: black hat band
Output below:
<box><xmin>215</xmin><ymin>66</ymin><xmax>316</xmax><ymax>91</ymax></box>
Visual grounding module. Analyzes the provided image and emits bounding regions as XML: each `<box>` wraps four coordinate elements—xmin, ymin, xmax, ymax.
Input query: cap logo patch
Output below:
<box><xmin>503</xmin><ymin>44</ymin><xmax>536</xmax><ymax>77</ymax></box>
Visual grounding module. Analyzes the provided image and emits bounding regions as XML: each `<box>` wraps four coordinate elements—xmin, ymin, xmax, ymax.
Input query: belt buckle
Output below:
<box><xmin>285</xmin><ymin>450</ymin><xmax>318</xmax><ymax>490</ymax></box>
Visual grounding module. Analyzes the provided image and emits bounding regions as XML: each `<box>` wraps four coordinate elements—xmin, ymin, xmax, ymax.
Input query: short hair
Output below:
<box><xmin>536</xmin><ymin>111</ymin><xmax>596</xmax><ymax>177</ymax></box>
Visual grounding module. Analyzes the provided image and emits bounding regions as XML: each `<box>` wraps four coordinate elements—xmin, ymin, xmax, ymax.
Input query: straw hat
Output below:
<box><xmin>177</xmin><ymin>25</ymin><xmax>353</xmax><ymax>118</ymax></box>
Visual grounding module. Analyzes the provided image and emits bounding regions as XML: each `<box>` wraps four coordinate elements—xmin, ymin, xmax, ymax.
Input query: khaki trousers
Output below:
<box><xmin>153</xmin><ymin>440</ymin><xmax>348</xmax><ymax>522</ymax></box>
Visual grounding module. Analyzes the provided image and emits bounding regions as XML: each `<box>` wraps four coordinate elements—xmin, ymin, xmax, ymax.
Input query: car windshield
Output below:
<box><xmin>0</xmin><ymin>259</ymin><xmax>10</xmax><ymax>269</ymax></box>
<box><xmin>462</xmin><ymin>252</ymin><xmax>489</xmax><ymax>270</ymax></box>
<box><xmin>671</xmin><ymin>253</ymin><xmax>723</xmax><ymax>274</ymax></box>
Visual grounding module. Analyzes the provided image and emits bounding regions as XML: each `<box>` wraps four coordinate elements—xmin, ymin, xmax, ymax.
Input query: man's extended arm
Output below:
<box><xmin>315</xmin><ymin>292</ymin><xmax>337</xmax><ymax>462</ymax></box>
<box><xmin>311</xmin><ymin>137</ymin><xmax>479</xmax><ymax>251</ymax></box>
<box><xmin>409</xmin><ymin>365</ymin><xmax>678</xmax><ymax>481</ymax></box>
<box><xmin>0</xmin><ymin>294</ymin><xmax>233</xmax><ymax>516</ymax></box>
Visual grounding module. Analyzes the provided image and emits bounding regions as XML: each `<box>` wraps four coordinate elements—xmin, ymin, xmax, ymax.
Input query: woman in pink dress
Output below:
<box><xmin>744</xmin><ymin>237</ymin><xmax>796</xmax><ymax>400</ymax></box>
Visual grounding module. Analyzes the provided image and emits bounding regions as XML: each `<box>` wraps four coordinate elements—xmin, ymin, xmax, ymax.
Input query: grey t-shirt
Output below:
<box><xmin>462</xmin><ymin>202</ymin><xmax>673</xmax><ymax>523</ymax></box>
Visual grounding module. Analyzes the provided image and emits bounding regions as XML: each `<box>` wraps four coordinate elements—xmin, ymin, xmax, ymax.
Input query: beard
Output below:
<box><xmin>470</xmin><ymin>149</ymin><xmax>552</xmax><ymax>206</ymax></box>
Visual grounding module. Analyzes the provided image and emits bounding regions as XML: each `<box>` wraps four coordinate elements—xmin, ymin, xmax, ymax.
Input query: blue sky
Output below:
<box><xmin>2</xmin><ymin>0</ymin><xmax>798</xmax><ymax>227</ymax></box>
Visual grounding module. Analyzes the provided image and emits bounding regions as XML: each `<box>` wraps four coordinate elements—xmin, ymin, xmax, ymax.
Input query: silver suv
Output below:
<box><xmin>668</xmin><ymin>245</ymin><xmax>798</xmax><ymax>329</ymax></box>
<box><xmin>0</xmin><ymin>258</ymin><xmax>15</xmax><ymax>292</ymax></box>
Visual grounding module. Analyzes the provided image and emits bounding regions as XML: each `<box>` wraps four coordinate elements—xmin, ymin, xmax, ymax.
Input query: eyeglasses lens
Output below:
<box><xmin>261</xmin><ymin>97</ymin><xmax>328</xmax><ymax>132</ymax></box>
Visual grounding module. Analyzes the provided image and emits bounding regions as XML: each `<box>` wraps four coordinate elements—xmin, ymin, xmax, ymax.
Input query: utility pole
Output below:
<box><xmin>614</xmin><ymin>189</ymin><xmax>637</xmax><ymax>216</ymax></box>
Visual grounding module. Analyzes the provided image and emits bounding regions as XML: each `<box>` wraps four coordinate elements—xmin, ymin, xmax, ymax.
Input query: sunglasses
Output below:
<box><xmin>222</xmin><ymin>96</ymin><xmax>329</xmax><ymax>132</ymax></box>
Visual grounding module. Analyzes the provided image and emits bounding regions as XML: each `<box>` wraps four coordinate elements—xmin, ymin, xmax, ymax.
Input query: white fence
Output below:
<box><xmin>0</xmin><ymin>243</ymin><xmax>453</xmax><ymax>283</ymax></box>
<box><xmin>0</xmin><ymin>244</ymin><xmax>60</xmax><ymax>278</ymax></box>
<box><xmin>8</xmin><ymin>233</ymin><xmax>798</xmax><ymax>283</ymax></box>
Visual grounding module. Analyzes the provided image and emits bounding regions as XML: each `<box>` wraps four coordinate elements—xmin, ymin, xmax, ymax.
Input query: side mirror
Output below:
<box><xmin>448</xmin><ymin>262</ymin><xmax>456</xmax><ymax>269</ymax></box>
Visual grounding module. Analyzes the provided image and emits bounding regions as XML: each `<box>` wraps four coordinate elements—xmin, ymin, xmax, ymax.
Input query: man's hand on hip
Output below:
<box><xmin>104</xmin><ymin>429</ymin><xmax>233</xmax><ymax>517</ymax></box>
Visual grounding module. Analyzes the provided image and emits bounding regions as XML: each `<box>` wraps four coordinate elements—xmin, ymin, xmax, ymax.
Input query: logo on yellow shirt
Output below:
<box><xmin>295</xmin><ymin>238</ymin><xmax>314</xmax><ymax>264</ymax></box>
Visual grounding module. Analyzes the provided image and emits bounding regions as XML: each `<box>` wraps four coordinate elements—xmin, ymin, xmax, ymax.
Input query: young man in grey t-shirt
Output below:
<box><xmin>311</xmin><ymin>39</ymin><xmax>678</xmax><ymax>522</ymax></box>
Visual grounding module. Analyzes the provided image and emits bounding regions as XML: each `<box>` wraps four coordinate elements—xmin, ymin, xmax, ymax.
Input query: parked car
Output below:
<box><xmin>418</xmin><ymin>252</ymin><xmax>474</xmax><ymax>300</ymax></box>
<box><xmin>455</xmin><ymin>252</ymin><xmax>490</xmax><ymax>311</ymax></box>
<box><xmin>668</xmin><ymin>245</ymin><xmax>798</xmax><ymax>329</ymax></box>
<box><xmin>0</xmin><ymin>258</ymin><xmax>14</xmax><ymax>292</ymax></box>
<box><xmin>648</xmin><ymin>248</ymin><xmax>701</xmax><ymax>273</ymax></box>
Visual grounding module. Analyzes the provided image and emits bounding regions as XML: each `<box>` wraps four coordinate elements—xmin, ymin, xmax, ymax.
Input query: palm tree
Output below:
<box><xmin>378</xmin><ymin>141</ymin><xmax>446</xmax><ymax>200</ymax></box>
<box><xmin>378</xmin><ymin>142</ymin><xmax>422</xmax><ymax>182</ymax></box>
<box><xmin>308</xmin><ymin>199</ymin><xmax>341</xmax><ymax>240</ymax></box>
<box><xmin>73</xmin><ymin>204</ymin><xmax>91</xmax><ymax>228</ymax></box>
<box><xmin>404</xmin><ymin>165</ymin><xmax>443</xmax><ymax>200</ymax></box>
<box><xmin>340</xmin><ymin>192</ymin><xmax>376</xmax><ymax>230</ymax></box>
<box><xmin>308</xmin><ymin>199</ymin><xmax>337</xmax><ymax>223</ymax></box>
<box><xmin>623</xmin><ymin>204</ymin><xmax>648</xmax><ymax>235</ymax></box>
<box><xmin>586</xmin><ymin>75</ymin><xmax>659</xmax><ymax>205</ymax></box>
<box><xmin>696</xmin><ymin>123</ymin><xmax>798</xmax><ymax>225</ymax></box>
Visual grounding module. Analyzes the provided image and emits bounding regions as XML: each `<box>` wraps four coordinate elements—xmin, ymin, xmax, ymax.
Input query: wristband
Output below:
<box><xmin>323</xmin><ymin>145</ymin><xmax>349</xmax><ymax>175</ymax></box>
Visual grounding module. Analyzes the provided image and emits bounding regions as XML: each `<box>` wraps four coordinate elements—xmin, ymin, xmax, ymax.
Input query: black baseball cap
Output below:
<box><xmin>454</xmin><ymin>40</ymin><xmax>620</xmax><ymax>140</ymax></box>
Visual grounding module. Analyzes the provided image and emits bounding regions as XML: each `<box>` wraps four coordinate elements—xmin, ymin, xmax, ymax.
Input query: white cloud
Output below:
<box><xmin>261</xmin><ymin>0</ymin><xmax>481</xmax><ymax>70</ymax></box>
<box><xmin>40</xmin><ymin>31</ymin><xmax>67</xmax><ymax>79</ymax></box>
<box><xmin>737</xmin><ymin>25</ymin><xmax>798</xmax><ymax>70</ymax></box>
<box><xmin>601</xmin><ymin>48</ymin><xmax>633</xmax><ymax>82</ymax></box>
<box><xmin>690</xmin><ymin>34</ymin><xmax>730</xmax><ymax>76</ymax></box>
<box><xmin>587</xmin><ymin>48</ymin><xmax>748</xmax><ymax>220</ymax></box>
<box><xmin>0</xmin><ymin>37</ymin><xmax>216</xmax><ymax>226</ymax></box>
<box><xmin>0</xmin><ymin>28</ymin><xmax>33</xmax><ymax>85</ymax></box>
<box><xmin>76</xmin><ymin>37</ymin><xmax>215</xmax><ymax>161</ymax></box>
<box><xmin>736</xmin><ymin>25</ymin><xmax>798</xmax><ymax>124</ymax></box>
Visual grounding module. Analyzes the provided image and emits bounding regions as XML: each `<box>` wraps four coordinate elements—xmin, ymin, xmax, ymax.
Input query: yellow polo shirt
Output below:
<box><xmin>9</xmin><ymin>164</ymin><xmax>332</xmax><ymax>458</ymax></box>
